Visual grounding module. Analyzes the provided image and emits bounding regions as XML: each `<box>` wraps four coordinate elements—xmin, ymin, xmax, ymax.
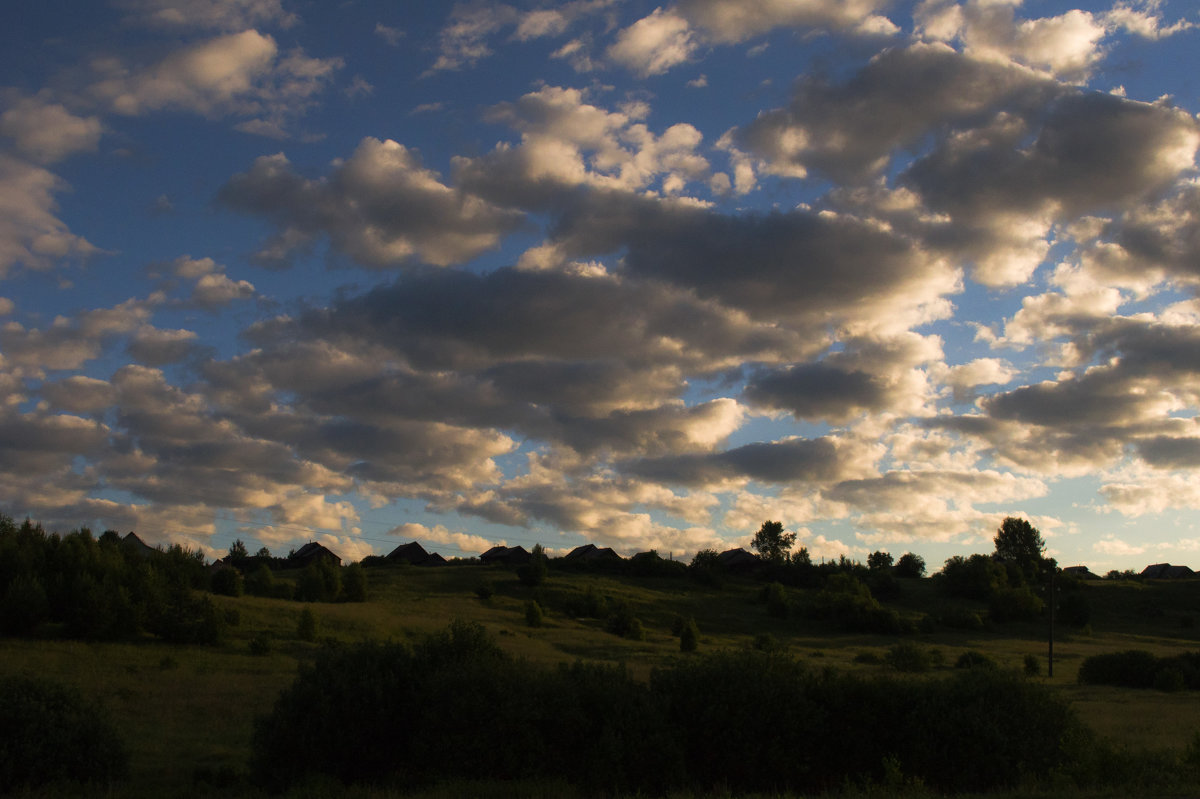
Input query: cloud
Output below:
<box><xmin>915</xmin><ymin>0</ymin><xmax>1107</xmax><ymax>78</ymax></box>
<box><xmin>374</xmin><ymin>22</ymin><xmax>404</xmax><ymax>46</ymax></box>
<box><xmin>88</xmin><ymin>30</ymin><xmax>341</xmax><ymax>134</ymax></box>
<box><xmin>0</xmin><ymin>94</ymin><xmax>103</xmax><ymax>164</ymax></box>
<box><xmin>116</xmin><ymin>0</ymin><xmax>298</xmax><ymax>30</ymax></box>
<box><xmin>387</xmin><ymin>522</ymin><xmax>499</xmax><ymax>556</ymax></box>
<box><xmin>219</xmin><ymin>138</ymin><xmax>524</xmax><ymax>267</ymax></box>
<box><xmin>0</xmin><ymin>156</ymin><xmax>101</xmax><ymax>278</ymax></box>
<box><xmin>607</xmin><ymin>8</ymin><xmax>699</xmax><ymax>76</ymax></box>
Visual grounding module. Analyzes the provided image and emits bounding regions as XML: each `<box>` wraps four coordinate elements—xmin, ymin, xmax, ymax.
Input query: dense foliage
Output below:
<box><xmin>1078</xmin><ymin>649</ymin><xmax>1200</xmax><ymax>691</ymax></box>
<box><xmin>253</xmin><ymin>621</ymin><xmax>1089</xmax><ymax>795</ymax></box>
<box><xmin>0</xmin><ymin>514</ymin><xmax>222</xmax><ymax>642</ymax></box>
<box><xmin>0</xmin><ymin>675</ymin><xmax>129</xmax><ymax>790</ymax></box>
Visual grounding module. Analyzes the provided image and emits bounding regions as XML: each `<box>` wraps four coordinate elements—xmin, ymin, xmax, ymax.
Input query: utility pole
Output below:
<box><xmin>1047</xmin><ymin>568</ymin><xmax>1056</xmax><ymax>678</ymax></box>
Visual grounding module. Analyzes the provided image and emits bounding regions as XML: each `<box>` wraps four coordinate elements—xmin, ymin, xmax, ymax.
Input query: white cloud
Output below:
<box><xmin>0</xmin><ymin>156</ymin><xmax>100</xmax><ymax>278</ymax></box>
<box><xmin>608</xmin><ymin>8</ymin><xmax>699</xmax><ymax>76</ymax></box>
<box><xmin>117</xmin><ymin>0</ymin><xmax>297</xmax><ymax>30</ymax></box>
<box><xmin>0</xmin><ymin>95</ymin><xmax>103</xmax><ymax>164</ymax></box>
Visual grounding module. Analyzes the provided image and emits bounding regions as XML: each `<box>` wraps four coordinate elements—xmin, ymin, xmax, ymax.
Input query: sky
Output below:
<box><xmin>2</xmin><ymin>0</ymin><xmax>1200</xmax><ymax>572</ymax></box>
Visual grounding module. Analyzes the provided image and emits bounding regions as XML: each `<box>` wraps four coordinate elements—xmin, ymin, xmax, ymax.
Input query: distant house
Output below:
<box><xmin>290</xmin><ymin>542</ymin><xmax>342</xmax><ymax>568</ymax></box>
<box><xmin>1062</xmin><ymin>565</ymin><xmax>1100</xmax><ymax>580</ymax></box>
<box><xmin>1140</xmin><ymin>563</ymin><xmax>1195</xmax><ymax>579</ymax></box>
<box><xmin>718</xmin><ymin>547</ymin><xmax>759</xmax><ymax>572</ymax></box>
<box><xmin>480</xmin><ymin>545</ymin><xmax>531</xmax><ymax>566</ymax></box>
<box><xmin>562</xmin><ymin>543</ymin><xmax>623</xmax><ymax>566</ymax></box>
<box><xmin>121</xmin><ymin>532</ymin><xmax>158</xmax><ymax>559</ymax></box>
<box><xmin>387</xmin><ymin>541</ymin><xmax>446</xmax><ymax>566</ymax></box>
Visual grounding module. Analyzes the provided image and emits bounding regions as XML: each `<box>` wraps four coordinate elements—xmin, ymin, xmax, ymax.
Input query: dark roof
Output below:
<box><xmin>1062</xmin><ymin>565</ymin><xmax>1099</xmax><ymax>580</ymax></box>
<box><xmin>480</xmin><ymin>545</ymin><xmax>531</xmax><ymax>565</ymax></box>
<box><xmin>718</xmin><ymin>547</ymin><xmax>759</xmax><ymax>570</ymax></box>
<box><xmin>1140</xmin><ymin>563</ymin><xmax>1195</xmax><ymax>579</ymax></box>
<box><xmin>387</xmin><ymin>541</ymin><xmax>446</xmax><ymax>566</ymax></box>
<box><xmin>291</xmin><ymin>542</ymin><xmax>342</xmax><ymax>566</ymax></box>
<box><xmin>121</xmin><ymin>532</ymin><xmax>158</xmax><ymax>559</ymax></box>
<box><xmin>563</xmin><ymin>543</ymin><xmax>623</xmax><ymax>563</ymax></box>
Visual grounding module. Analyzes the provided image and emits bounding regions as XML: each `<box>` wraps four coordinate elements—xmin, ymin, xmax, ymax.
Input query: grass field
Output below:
<box><xmin>2</xmin><ymin>563</ymin><xmax>1199</xmax><ymax>797</ymax></box>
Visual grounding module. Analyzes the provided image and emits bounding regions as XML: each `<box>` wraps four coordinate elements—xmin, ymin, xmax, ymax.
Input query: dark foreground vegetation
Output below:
<box><xmin>3</xmin><ymin>511</ymin><xmax>1200</xmax><ymax>797</ymax></box>
<box><xmin>254</xmin><ymin>620</ymin><xmax>1092</xmax><ymax>795</ymax></box>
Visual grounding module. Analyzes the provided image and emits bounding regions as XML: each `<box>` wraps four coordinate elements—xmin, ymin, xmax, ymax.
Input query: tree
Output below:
<box><xmin>751</xmin><ymin>520</ymin><xmax>795</xmax><ymax>564</ymax></box>
<box><xmin>228</xmin><ymin>539</ymin><xmax>249</xmax><ymax>562</ymax></box>
<box><xmin>867</xmin><ymin>551</ymin><xmax>894</xmax><ymax>571</ymax></box>
<box><xmin>895</xmin><ymin>552</ymin><xmax>926</xmax><ymax>579</ymax></box>
<box><xmin>993</xmin><ymin>517</ymin><xmax>1047</xmax><ymax>582</ymax></box>
<box><xmin>518</xmin><ymin>543</ymin><xmax>548</xmax><ymax>587</ymax></box>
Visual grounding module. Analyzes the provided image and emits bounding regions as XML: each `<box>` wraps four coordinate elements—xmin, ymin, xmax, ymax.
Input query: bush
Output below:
<box><xmin>210</xmin><ymin>566</ymin><xmax>243</xmax><ymax>597</ymax></box>
<box><xmin>525</xmin><ymin>599</ymin><xmax>544</xmax><ymax>628</ymax></box>
<box><xmin>1024</xmin><ymin>654</ymin><xmax>1042</xmax><ymax>677</ymax></box>
<box><xmin>955</xmin><ymin>650</ymin><xmax>998</xmax><ymax>670</ymax></box>
<box><xmin>296</xmin><ymin>608</ymin><xmax>318</xmax><ymax>642</ymax></box>
<box><xmin>989</xmin><ymin>586</ymin><xmax>1044</xmax><ymax>623</ymax></box>
<box><xmin>0</xmin><ymin>675</ymin><xmax>129</xmax><ymax>790</ymax></box>
<box><xmin>341</xmin><ymin>563</ymin><xmax>368</xmax><ymax>602</ymax></box>
<box><xmin>252</xmin><ymin>621</ymin><xmax>1089</xmax><ymax>796</ymax></box>
<box><xmin>244</xmin><ymin>563</ymin><xmax>276</xmax><ymax>597</ymax></box>
<box><xmin>761</xmin><ymin>581</ymin><xmax>790</xmax><ymax>618</ymax></box>
<box><xmin>679</xmin><ymin>617</ymin><xmax>699</xmax><ymax>652</ymax></box>
<box><xmin>886</xmin><ymin>642</ymin><xmax>936</xmax><ymax>672</ymax></box>
<box><xmin>474</xmin><ymin>579</ymin><xmax>495</xmax><ymax>602</ymax></box>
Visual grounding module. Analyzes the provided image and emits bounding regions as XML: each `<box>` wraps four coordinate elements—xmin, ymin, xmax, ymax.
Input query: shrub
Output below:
<box><xmin>886</xmin><ymin>642</ymin><xmax>936</xmax><ymax>673</ymax></box>
<box><xmin>955</xmin><ymin>650</ymin><xmax>998</xmax><ymax>670</ymax></box>
<box><xmin>0</xmin><ymin>675</ymin><xmax>129</xmax><ymax>790</ymax></box>
<box><xmin>244</xmin><ymin>563</ymin><xmax>276</xmax><ymax>597</ymax></box>
<box><xmin>525</xmin><ymin>599</ymin><xmax>544</xmax><ymax>628</ymax></box>
<box><xmin>988</xmin><ymin>586</ymin><xmax>1044</xmax><ymax>623</ymax></box>
<box><xmin>474</xmin><ymin>579</ymin><xmax>495</xmax><ymax>602</ymax></box>
<box><xmin>761</xmin><ymin>581</ymin><xmax>790</xmax><ymax>618</ymax></box>
<box><xmin>295</xmin><ymin>559</ymin><xmax>341</xmax><ymax>602</ymax></box>
<box><xmin>210</xmin><ymin>566</ymin><xmax>243</xmax><ymax>597</ymax></box>
<box><xmin>1024</xmin><ymin>654</ymin><xmax>1042</xmax><ymax>677</ymax></box>
<box><xmin>296</xmin><ymin>608</ymin><xmax>318</xmax><ymax>642</ymax></box>
<box><xmin>249</xmin><ymin>634</ymin><xmax>272</xmax><ymax>656</ymax></box>
<box><xmin>679</xmin><ymin>617</ymin><xmax>699</xmax><ymax>652</ymax></box>
<box><xmin>341</xmin><ymin>563</ymin><xmax>368</xmax><ymax>602</ymax></box>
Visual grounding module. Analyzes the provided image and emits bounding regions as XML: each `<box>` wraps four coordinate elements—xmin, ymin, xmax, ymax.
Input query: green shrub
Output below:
<box><xmin>988</xmin><ymin>585</ymin><xmax>1044</xmax><ymax>622</ymax></box>
<box><xmin>886</xmin><ymin>642</ymin><xmax>935</xmax><ymax>672</ymax></box>
<box><xmin>955</xmin><ymin>650</ymin><xmax>998</xmax><ymax>670</ymax></box>
<box><xmin>1024</xmin><ymin>653</ymin><xmax>1042</xmax><ymax>677</ymax></box>
<box><xmin>525</xmin><ymin>599</ymin><xmax>544</xmax><ymax>628</ymax></box>
<box><xmin>761</xmin><ymin>581</ymin><xmax>790</xmax><ymax>618</ymax></box>
<box><xmin>244</xmin><ymin>563</ymin><xmax>276</xmax><ymax>597</ymax></box>
<box><xmin>474</xmin><ymin>579</ymin><xmax>495</xmax><ymax>602</ymax></box>
<box><xmin>210</xmin><ymin>566</ymin><xmax>243</xmax><ymax>597</ymax></box>
<box><xmin>679</xmin><ymin>617</ymin><xmax>699</xmax><ymax>652</ymax></box>
<box><xmin>0</xmin><ymin>675</ymin><xmax>129</xmax><ymax>790</ymax></box>
<box><xmin>296</xmin><ymin>607</ymin><xmax>318</xmax><ymax>641</ymax></box>
<box><xmin>341</xmin><ymin>563</ymin><xmax>368</xmax><ymax>602</ymax></box>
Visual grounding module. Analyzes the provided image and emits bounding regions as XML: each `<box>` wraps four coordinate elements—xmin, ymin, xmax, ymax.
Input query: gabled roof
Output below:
<box><xmin>121</xmin><ymin>531</ymin><xmax>158</xmax><ymax>559</ymax></box>
<box><xmin>387</xmin><ymin>541</ymin><xmax>446</xmax><ymax>566</ymax></box>
<box><xmin>1140</xmin><ymin>563</ymin><xmax>1195</xmax><ymax>579</ymax></box>
<box><xmin>291</xmin><ymin>542</ymin><xmax>342</xmax><ymax>566</ymax></box>
<box><xmin>718</xmin><ymin>547</ymin><xmax>759</xmax><ymax>569</ymax></box>
<box><xmin>1062</xmin><ymin>565</ymin><xmax>1099</xmax><ymax>580</ymax></box>
<box><xmin>563</xmin><ymin>543</ymin><xmax>623</xmax><ymax>563</ymax></box>
<box><xmin>480</xmin><ymin>545</ymin><xmax>531</xmax><ymax>565</ymax></box>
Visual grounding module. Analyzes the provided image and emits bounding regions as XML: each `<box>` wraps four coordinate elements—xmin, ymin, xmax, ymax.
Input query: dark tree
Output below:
<box><xmin>993</xmin><ymin>517</ymin><xmax>1047</xmax><ymax>581</ymax></box>
<box><xmin>751</xmin><ymin>520</ymin><xmax>795</xmax><ymax>564</ymax></box>
<box><xmin>867</xmin><ymin>551</ymin><xmax>894</xmax><ymax>571</ymax></box>
<box><xmin>518</xmin><ymin>543</ymin><xmax>548</xmax><ymax>587</ymax></box>
<box><xmin>894</xmin><ymin>552</ymin><xmax>926</xmax><ymax>578</ymax></box>
<box><xmin>228</xmin><ymin>539</ymin><xmax>249</xmax><ymax>562</ymax></box>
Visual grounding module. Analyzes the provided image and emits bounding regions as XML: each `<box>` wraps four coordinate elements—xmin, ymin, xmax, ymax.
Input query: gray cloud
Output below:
<box><xmin>219</xmin><ymin>139</ymin><xmax>525</xmax><ymax>268</ymax></box>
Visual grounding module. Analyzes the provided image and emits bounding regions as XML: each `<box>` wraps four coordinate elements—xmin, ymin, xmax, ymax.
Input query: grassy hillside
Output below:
<box><xmin>2</xmin><ymin>562</ymin><xmax>1199</xmax><ymax>797</ymax></box>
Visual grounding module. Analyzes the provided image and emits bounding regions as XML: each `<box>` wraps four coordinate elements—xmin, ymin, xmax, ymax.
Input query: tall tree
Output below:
<box><xmin>993</xmin><ymin>517</ymin><xmax>1047</xmax><ymax>581</ymax></box>
<box><xmin>751</xmin><ymin>520</ymin><xmax>796</xmax><ymax>564</ymax></box>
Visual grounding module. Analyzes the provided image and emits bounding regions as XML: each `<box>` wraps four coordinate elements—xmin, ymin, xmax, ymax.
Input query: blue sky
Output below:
<box><xmin>2</xmin><ymin>0</ymin><xmax>1200</xmax><ymax>572</ymax></box>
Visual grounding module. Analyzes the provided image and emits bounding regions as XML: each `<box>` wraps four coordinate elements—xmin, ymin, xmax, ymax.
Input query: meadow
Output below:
<box><xmin>3</xmin><ymin>557</ymin><xmax>1200</xmax><ymax>798</ymax></box>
